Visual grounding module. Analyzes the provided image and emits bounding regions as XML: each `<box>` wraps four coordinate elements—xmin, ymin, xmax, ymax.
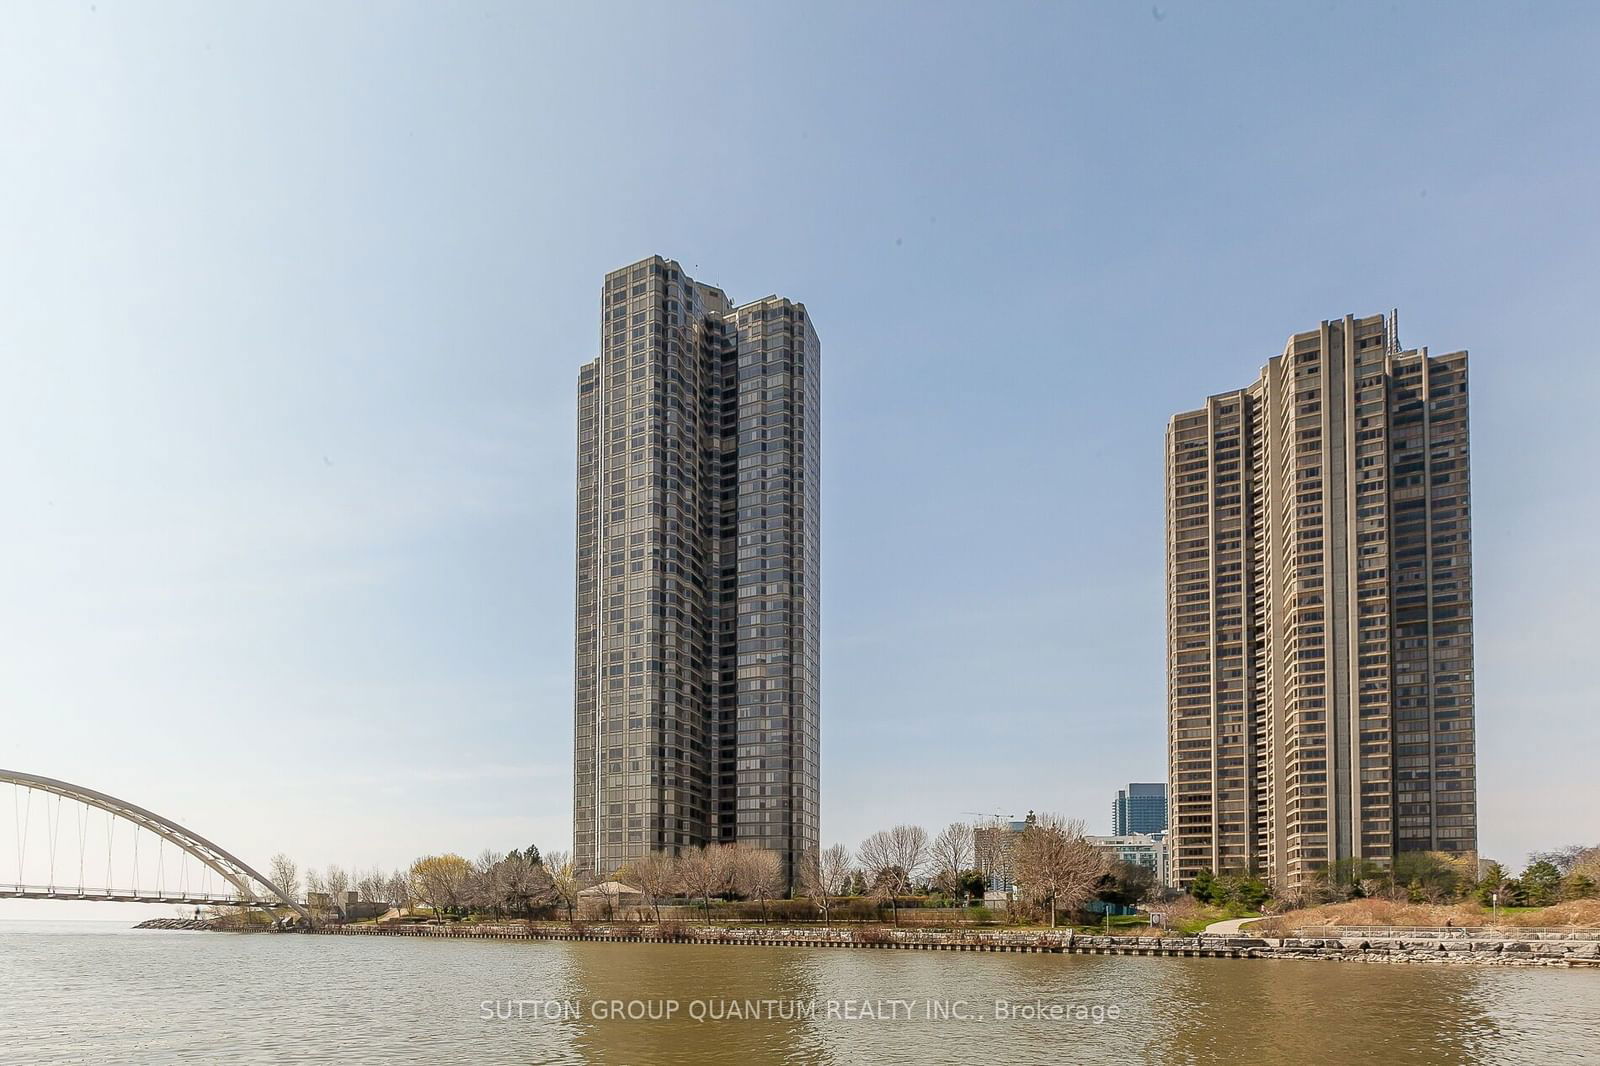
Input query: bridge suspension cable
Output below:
<box><xmin>0</xmin><ymin>769</ymin><xmax>306</xmax><ymax>919</ymax></box>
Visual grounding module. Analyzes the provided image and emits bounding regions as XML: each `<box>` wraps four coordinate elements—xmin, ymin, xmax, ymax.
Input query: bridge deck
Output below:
<box><xmin>1</xmin><ymin>885</ymin><xmax>274</xmax><ymax>907</ymax></box>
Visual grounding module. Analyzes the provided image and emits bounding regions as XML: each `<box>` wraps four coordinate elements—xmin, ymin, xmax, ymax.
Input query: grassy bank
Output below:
<box><xmin>1254</xmin><ymin>898</ymin><xmax>1600</xmax><ymax>933</ymax></box>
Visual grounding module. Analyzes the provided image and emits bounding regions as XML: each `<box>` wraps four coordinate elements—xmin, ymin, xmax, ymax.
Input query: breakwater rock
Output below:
<box><xmin>1257</xmin><ymin>933</ymin><xmax>1600</xmax><ymax>967</ymax></box>
<box><xmin>134</xmin><ymin>917</ymin><xmax>219</xmax><ymax>931</ymax></box>
<box><xmin>314</xmin><ymin>922</ymin><xmax>1600</xmax><ymax>967</ymax></box>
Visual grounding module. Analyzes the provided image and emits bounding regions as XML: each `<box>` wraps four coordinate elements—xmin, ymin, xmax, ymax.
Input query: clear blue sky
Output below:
<box><xmin>3</xmin><ymin>1</ymin><xmax>1597</xmax><ymax>915</ymax></box>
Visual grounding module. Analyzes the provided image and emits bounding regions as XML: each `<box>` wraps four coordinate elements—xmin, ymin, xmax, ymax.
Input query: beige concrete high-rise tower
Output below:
<box><xmin>574</xmin><ymin>256</ymin><xmax>820</xmax><ymax>887</ymax></box>
<box><xmin>1166</xmin><ymin>313</ymin><xmax>1476</xmax><ymax>894</ymax></box>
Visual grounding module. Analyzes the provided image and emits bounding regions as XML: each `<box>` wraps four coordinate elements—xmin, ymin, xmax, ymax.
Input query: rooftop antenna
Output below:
<box><xmin>1387</xmin><ymin>308</ymin><xmax>1401</xmax><ymax>355</ymax></box>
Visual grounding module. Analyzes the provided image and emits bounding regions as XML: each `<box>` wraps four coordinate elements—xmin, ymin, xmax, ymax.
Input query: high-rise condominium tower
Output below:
<box><xmin>574</xmin><ymin>255</ymin><xmax>820</xmax><ymax>886</ymax></box>
<box><xmin>1165</xmin><ymin>313</ymin><xmax>1476</xmax><ymax>893</ymax></box>
<box><xmin>1113</xmin><ymin>782</ymin><xmax>1169</xmax><ymax>837</ymax></box>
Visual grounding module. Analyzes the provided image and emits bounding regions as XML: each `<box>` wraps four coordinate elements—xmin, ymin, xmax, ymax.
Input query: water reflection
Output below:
<box><xmin>1</xmin><ymin>922</ymin><xmax>1595</xmax><ymax>1065</ymax></box>
<box><xmin>1141</xmin><ymin>957</ymin><xmax>1502</xmax><ymax>1064</ymax></box>
<box><xmin>563</xmin><ymin>942</ymin><xmax>830</xmax><ymax>1065</ymax></box>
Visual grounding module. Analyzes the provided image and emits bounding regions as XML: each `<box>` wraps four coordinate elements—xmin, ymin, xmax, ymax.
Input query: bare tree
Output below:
<box><xmin>324</xmin><ymin>865</ymin><xmax>351</xmax><ymax>920</ymax></box>
<box><xmin>466</xmin><ymin>849</ymin><xmax>505</xmax><ymax>914</ymax></box>
<box><xmin>625</xmin><ymin>852</ymin><xmax>678</xmax><ymax>923</ymax></box>
<box><xmin>676</xmin><ymin>845</ymin><xmax>733</xmax><ymax>921</ymax></box>
<box><xmin>973</xmin><ymin>820</ymin><xmax>1017</xmax><ymax>898</ymax></box>
<box><xmin>796</xmin><ymin>847</ymin><xmax>824</xmax><ymax>920</ymax></box>
<box><xmin>1011</xmin><ymin>814</ymin><xmax>1108</xmax><ymax>927</ymax></box>
<box><xmin>409</xmin><ymin>854</ymin><xmax>472</xmax><ymax>922</ymax></box>
<box><xmin>1529</xmin><ymin>844</ymin><xmax>1596</xmax><ymax>875</ymax></box>
<box><xmin>930</xmin><ymin>823</ymin><xmax>974</xmax><ymax>901</ymax></box>
<box><xmin>356</xmin><ymin>867</ymin><xmax>391</xmax><ymax>911</ymax></box>
<box><xmin>728</xmin><ymin>845</ymin><xmax>783</xmax><ymax>923</ymax></box>
<box><xmin>858</xmin><ymin>825</ymin><xmax>928</xmax><ymax>925</ymax></box>
<box><xmin>268</xmin><ymin>854</ymin><xmax>300</xmax><ymax>905</ymax></box>
<box><xmin>545</xmin><ymin>850</ymin><xmax>582</xmax><ymax>921</ymax></box>
<box><xmin>384</xmin><ymin>868</ymin><xmax>412</xmax><ymax>914</ymax></box>
<box><xmin>303</xmin><ymin>869</ymin><xmax>329</xmax><ymax>919</ymax></box>
<box><xmin>819</xmin><ymin>843</ymin><xmax>854</xmax><ymax>898</ymax></box>
<box><xmin>453</xmin><ymin>850</ymin><xmax>552</xmax><ymax>918</ymax></box>
<box><xmin>798</xmin><ymin>844</ymin><xmax>853</xmax><ymax>926</ymax></box>
<box><xmin>497</xmin><ymin>852</ymin><xmax>554</xmax><ymax>917</ymax></box>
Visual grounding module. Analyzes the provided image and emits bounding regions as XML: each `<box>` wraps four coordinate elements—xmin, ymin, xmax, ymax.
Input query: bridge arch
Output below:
<box><xmin>1</xmin><ymin>769</ymin><xmax>309</xmax><ymax>920</ymax></box>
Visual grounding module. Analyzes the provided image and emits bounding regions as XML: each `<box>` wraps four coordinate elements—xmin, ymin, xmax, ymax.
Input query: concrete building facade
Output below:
<box><xmin>1087</xmin><ymin>833</ymin><xmax>1171</xmax><ymax>889</ymax></box>
<box><xmin>1165</xmin><ymin>312</ymin><xmax>1476</xmax><ymax>894</ymax></box>
<box><xmin>973</xmin><ymin>815</ymin><xmax>1032</xmax><ymax>897</ymax></box>
<box><xmin>574</xmin><ymin>256</ymin><xmax>821</xmax><ymax>886</ymax></box>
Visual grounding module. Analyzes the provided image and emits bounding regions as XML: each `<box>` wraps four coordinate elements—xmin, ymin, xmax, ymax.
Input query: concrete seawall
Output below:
<box><xmin>312</xmin><ymin>923</ymin><xmax>1600</xmax><ymax>967</ymax></box>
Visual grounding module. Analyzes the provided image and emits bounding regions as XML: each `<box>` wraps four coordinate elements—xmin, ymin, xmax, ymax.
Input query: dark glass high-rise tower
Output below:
<box><xmin>1113</xmin><ymin>783</ymin><xmax>1169</xmax><ymax>836</ymax></box>
<box><xmin>1166</xmin><ymin>312</ymin><xmax>1476</xmax><ymax>893</ymax></box>
<box><xmin>574</xmin><ymin>255</ymin><xmax>821</xmax><ymax>886</ymax></box>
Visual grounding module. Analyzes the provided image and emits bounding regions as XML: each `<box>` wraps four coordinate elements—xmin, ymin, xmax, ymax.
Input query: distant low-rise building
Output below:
<box><xmin>578</xmin><ymin>879</ymin><xmax>646</xmax><ymax>919</ymax></box>
<box><xmin>1088</xmin><ymin>832</ymin><xmax>1171</xmax><ymax>889</ymax></box>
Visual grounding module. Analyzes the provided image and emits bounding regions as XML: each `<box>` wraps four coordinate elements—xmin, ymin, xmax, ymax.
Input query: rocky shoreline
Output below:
<box><xmin>1254</xmin><ymin>932</ymin><xmax>1600</xmax><ymax>966</ymax></box>
<box><xmin>308</xmin><ymin>922</ymin><xmax>1600</xmax><ymax>967</ymax></box>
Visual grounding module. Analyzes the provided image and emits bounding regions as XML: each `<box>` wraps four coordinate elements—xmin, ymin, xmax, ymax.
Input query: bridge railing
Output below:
<box><xmin>0</xmin><ymin>884</ymin><xmax>261</xmax><ymax>904</ymax></box>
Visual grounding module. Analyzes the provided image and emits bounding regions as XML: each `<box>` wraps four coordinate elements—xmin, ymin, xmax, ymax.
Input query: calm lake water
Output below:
<box><xmin>1</xmin><ymin>920</ymin><xmax>1597</xmax><ymax>1064</ymax></box>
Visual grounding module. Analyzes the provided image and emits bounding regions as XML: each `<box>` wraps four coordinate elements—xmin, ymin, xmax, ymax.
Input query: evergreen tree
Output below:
<box><xmin>1561</xmin><ymin>872</ymin><xmax>1597</xmax><ymax>901</ymax></box>
<box><xmin>1520</xmin><ymin>860</ymin><xmax>1562</xmax><ymax>907</ymax></box>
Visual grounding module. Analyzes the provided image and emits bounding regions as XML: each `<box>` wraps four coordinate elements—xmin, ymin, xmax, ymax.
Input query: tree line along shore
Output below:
<box><xmin>217</xmin><ymin>823</ymin><xmax>1600</xmax><ymax>938</ymax></box>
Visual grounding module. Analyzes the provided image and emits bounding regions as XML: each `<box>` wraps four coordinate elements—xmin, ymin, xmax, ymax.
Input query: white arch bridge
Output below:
<box><xmin>2</xmin><ymin>769</ymin><xmax>307</xmax><ymax>920</ymax></box>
